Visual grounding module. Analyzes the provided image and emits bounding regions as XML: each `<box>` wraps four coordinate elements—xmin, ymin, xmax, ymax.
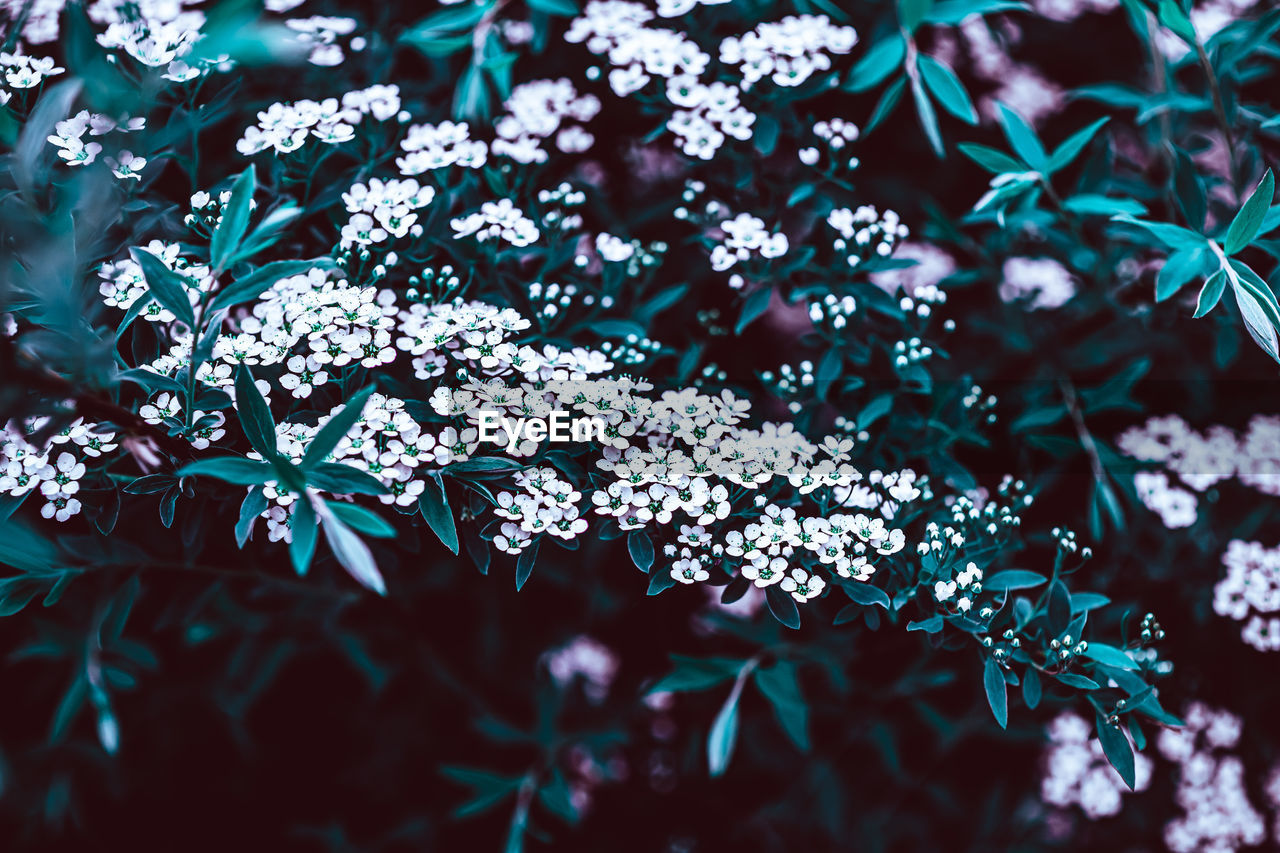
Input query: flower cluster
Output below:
<box><xmin>236</xmin><ymin>84</ymin><xmax>402</xmax><ymax>155</ymax></box>
<box><xmin>1213</xmin><ymin>540</ymin><xmax>1280</xmax><ymax>652</ymax></box>
<box><xmin>1157</xmin><ymin>704</ymin><xmax>1266</xmax><ymax>852</ymax></box>
<box><xmin>826</xmin><ymin>206</ymin><xmax>908</xmax><ymax>269</ymax></box>
<box><xmin>1</xmin><ymin>419</ymin><xmax>117</xmax><ymax>522</ymax></box>
<box><xmin>718</xmin><ymin>15</ymin><xmax>856</xmax><ymax>89</ymax></box>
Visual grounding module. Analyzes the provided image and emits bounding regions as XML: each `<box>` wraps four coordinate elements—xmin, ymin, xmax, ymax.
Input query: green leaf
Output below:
<box><xmin>865</xmin><ymin>76</ymin><xmax>908</xmax><ymax>134</ymax></box>
<box><xmin>754</xmin><ymin>662</ymin><xmax>809</xmax><ymax>751</ymax></box>
<box><xmin>1193</xmin><ymin>269</ymin><xmax>1228</xmax><ymax>318</ymax></box>
<box><xmin>753</xmin><ymin>114</ymin><xmax>779</xmax><ymax>156</ymax></box>
<box><xmin>984</xmin><ymin>570</ymin><xmax>1047</xmax><ymax>591</ymax></box>
<box><xmin>707</xmin><ymin>686</ymin><xmax>741</xmax><ymax>777</ymax></box>
<box><xmin>1232</xmin><ymin>280</ymin><xmax>1280</xmax><ymax>362</ymax></box>
<box><xmin>233</xmin><ymin>365</ymin><xmax>278</xmax><ymax>461</ymax></box>
<box><xmin>857</xmin><ymin>393</ymin><xmax>893</xmax><ymax>430</ymax></box>
<box><xmin>527</xmin><ymin>0</ymin><xmax>577</xmax><ymax>16</ymax></box>
<box><xmin>177</xmin><ymin>457</ymin><xmax>274</xmax><ymax>485</ymax></box>
<box><xmin>996</xmin><ymin>103</ymin><xmax>1048</xmax><ymax>172</ymax></box>
<box><xmin>209</xmin><ymin>259</ymin><xmax>330</xmax><ymax>313</ymax></box>
<box><xmin>910</xmin><ymin>75</ymin><xmax>945</xmax><ymax>158</ymax></box>
<box><xmin>1084</xmin><ymin>643</ymin><xmax>1139</xmax><ymax>670</ymax></box>
<box><xmin>646</xmin><ymin>570</ymin><xmax>679</xmax><ymax>596</ymax></box>
<box><xmin>842</xmin><ymin>581</ymin><xmax>890</xmax><ymax>609</ymax></box>
<box><xmin>1111</xmin><ymin>215</ymin><xmax>1206</xmax><ymax>250</ymax></box>
<box><xmin>210</xmin><ymin>165</ymin><xmax>256</xmax><ymax>272</ymax></box>
<box><xmin>129</xmin><ymin>247</ymin><xmax>196</xmax><ymax>330</ymax></box>
<box><xmin>306</xmin><ymin>463</ymin><xmax>389</xmax><ymax>496</ymax></box>
<box><xmin>1156</xmin><ymin>247</ymin><xmax>1208</xmax><ymax>301</ymax></box>
<box><xmin>648</xmin><ymin>656</ymin><xmax>745</xmax><ymax>694</ymax></box>
<box><xmin>898</xmin><ymin>0</ymin><xmax>934</xmax><ymax>31</ymax></box>
<box><xmin>235</xmin><ymin>487</ymin><xmax>268</xmax><ymax>547</ymax></box>
<box><xmin>957</xmin><ymin>142</ymin><xmax>1025</xmax><ymax>174</ymax></box>
<box><xmin>736</xmin><ymin>287</ymin><xmax>772</xmax><ymax>335</ymax></box>
<box><xmin>925</xmin><ymin>0</ymin><xmax>1029</xmax><ymax>24</ymax></box>
<box><xmin>230</xmin><ymin>204</ymin><xmax>302</xmax><ymax>264</ymax></box>
<box><xmin>303</xmin><ymin>386</ymin><xmax>375</xmax><ymax>468</ymax></box>
<box><xmin>1062</xmin><ymin>194</ymin><xmax>1146</xmax><ymax>216</ymax></box>
<box><xmin>515</xmin><ymin>539</ymin><xmax>540</xmax><ymax>590</ymax></box>
<box><xmin>290</xmin><ymin>497</ymin><xmax>318</xmax><ymax>576</ymax></box>
<box><xmin>317</xmin><ymin>502</ymin><xmax>386</xmax><ymax>595</ymax></box>
<box><xmin>327</xmin><ymin>501</ymin><xmax>395</xmax><ymax>538</ymax></box>
<box><xmin>983</xmin><ymin>657</ymin><xmax>1008</xmax><ymax>729</ymax></box>
<box><xmin>1022</xmin><ymin>667</ymin><xmax>1042</xmax><ymax>710</ymax></box>
<box><xmin>1070</xmin><ymin>592</ymin><xmax>1110</xmax><ymax>614</ymax></box>
<box><xmin>918</xmin><ymin>55</ymin><xmax>977</xmax><ymax>125</ymax></box>
<box><xmin>1095</xmin><ymin>713</ymin><xmax>1136</xmax><ymax>789</ymax></box>
<box><xmin>1224</xmin><ymin>168</ymin><xmax>1275</xmax><ymax>255</ymax></box>
<box><xmin>1047</xmin><ymin>117</ymin><xmax>1109</xmax><ymax>173</ymax></box>
<box><xmin>1157</xmin><ymin>0</ymin><xmax>1197</xmax><ymax>45</ymax></box>
<box><xmin>765</xmin><ymin>585</ymin><xmax>801</xmax><ymax>629</ymax></box>
<box><xmin>846</xmin><ymin>35</ymin><xmax>906</xmax><ymax>92</ymax></box>
<box><xmin>454</xmin><ymin>64</ymin><xmax>490</xmax><ymax>120</ymax></box>
<box><xmin>1173</xmin><ymin>147</ymin><xmax>1207</xmax><ymax>231</ymax></box>
<box><xmin>627</xmin><ymin>530</ymin><xmax>655</xmax><ymax>572</ymax></box>
<box><xmin>419</xmin><ymin>472</ymin><xmax>460</xmax><ymax>554</ymax></box>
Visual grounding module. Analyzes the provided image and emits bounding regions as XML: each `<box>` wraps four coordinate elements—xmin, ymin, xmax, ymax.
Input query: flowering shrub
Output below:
<box><xmin>2</xmin><ymin>0</ymin><xmax>1280</xmax><ymax>849</ymax></box>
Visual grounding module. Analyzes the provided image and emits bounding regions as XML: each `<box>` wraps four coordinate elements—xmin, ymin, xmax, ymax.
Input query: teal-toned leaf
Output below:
<box><xmin>1070</xmin><ymin>592</ymin><xmax>1110</xmax><ymax>613</ymax></box>
<box><xmin>233</xmin><ymin>364</ymin><xmax>278</xmax><ymax>461</ymax></box>
<box><xmin>1084</xmin><ymin>642</ymin><xmax>1139</xmax><ymax>671</ymax></box>
<box><xmin>209</xmin><ymin>259</ymin><xmax>329</xmax><ymax>313</ymax></box>
<box><xmin>129</xmin><ymin>247</ymin><xmax>196</xmax><ymax>330</ymax></box>
<box><xmin>1096</xmin><ymin>713</ymin><xmax>1136</xmax><ymax>789</ymax></box>
<box><xmin>627</xmin><ymin>530</ymin><xmax>654</xmax><ymax>572</ymax></box>
<box><xmin>983</xmin><ymin>657</ymin><xmax>1008</xmax><ymax>729</ymax></box>
<box><xmin>290</xmin><ymin>497</ymin><xmax>318</xmax><ymax>576</ymax></box>
<box><xmin>420</xmin><ymin>472</ymin><xmax>460</xmax><ymax>554</ymax></box>
<box><xmin>318</xmin><ymin>503</ymin><xmax>386</xmax><ymax>595</ymax></box>
<box><xmin>177</xmin><ymin>457</ymin><xmax>274</xmax><ymax>485</ymax></box>
<box><xmin>983</xmin><ymin>570</ymin><xmax>1046</xmax><ymax>591</ymax></box>
<box><xmin>515</xmin><ymin>538</ymin><xmax>540</xmax><ymax>590</ymax></box>
<box><xmin>1193</xmin><ymin>269</ymin><xmax>1228</xmax><ymax>318</ymax></box>
<box><xmin>898</xmin><ymin>0</ymin><xmax>934</xmax><ymax>31</ymax></box>
<box><xmin>327</xmin><ymin>501</ymin><xmax>395</xmax><ymax>538</ymax></box>
<box><xmin>1156</xmin><ymin>247</ymin><xmax>1207</xmax><ymax>301</ymax></box>
<box><xmin>865</xmin><ymin>76</ymin><xmax>907</xmax><ymax>134</ymax></box>
<box><xmin>235</xmin><ymin>487</ymin><xmax>268</xmax><ymax>547</ymax></box>
<box><xmin>1047</xmin><ymin>117</ymin><xmax>1109</xmax><ymax>173</ymax></box>
<box><xmin>210</xmin><ymin>165</ymin><xmax>256</xmax><ymax>271</ymax></box>
<box><xmin>1224</xmin><ymin>169</ymin><xmax>1275</xmax><ymax>255</ymax></box>
<box><xmin>754</xmin><ymin>662</ymin><xmax>809</xmax><ymax>751</ymax></box>
<box><xmin>842</xmin><ymin>581</ymin><xmax>890</xmax><ymax>609</ymax></box>
<box><xmin>925</xmin><ymin>0</ymin><xmax>1028</xmax><ymax>24</ymax></box>
<box><xmin>303</xmin><ymin>386</ymin><xmax>375</xmax><ymax>468</ymax></box>
<box><xmin>857</xmin><ymin>393</ymin><xmax>893</xmax><ymax>430</ymax></box>
<box><xmin>957</xmin><ymin>142</ymin><xmax>1025</xmax><ymax>174</ymax></box>
<box><xmin>1157</xmin><ymin>0</ymin><xmax>1197</xmax><ymax>45</ymax></box>
<box><xmin>1062</xmin><ymin>194</ymin><xmax>1146</xmax><ymax>216</ymax></box>
<box><xmin>648</xmin><ymin>656</ymin><xmax>745</xmax><ymax>694</ymax></box>
<box><xmin>911</xmin><ymin>75</ymin><xmax>945</xmax><ymax>157</ymax></box>
<box><xmin>1022</xmin><ymin>667</ymin><xmax>1042</xmax><ymax>709</ymax></box>
<box><xmin>996</xmin><ymin>103</ymin><xmax>1048</xmax><ymax>172</ymax></box>
<box><xmin>306</xmin><ymin>463</ymin><xmax>388</xmax><ymax>496</ymax></box>
<box><xmin>735</xmin><ymin>287</ymin><xmax>772</xmax><ymax>335</ymax></box>
<box><xmin>1056</xmin><ymin>673</ymin><xmax>1100</xmax><ymax>689</ymax></box>
<box><xmin>918</xmin><ymin>55</ymin><xmax>977</xmax><ymax>124</ymax></box>
<box><xmin>527</xmin><ymin>0</ymin><xmax>577</xmax><ymax>16</ymax></box>
<box><xmin>846</xmin><ymin>35</ymin><xmax>906</xmax><ymax>92</ymax></box>
<box><xmin>707</xmin><ymin>687</ymin><xmax>741</xmax><ymax>777</ymax></box>
<box><xmin>765</xmin><ymin>585</ymin><xmax>801</xmax><ymax>630</ymax></box>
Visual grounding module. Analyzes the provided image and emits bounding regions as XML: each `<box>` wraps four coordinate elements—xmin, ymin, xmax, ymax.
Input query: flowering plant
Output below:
<box><xmin>2</xmin><ymin>0</ymin><xmax>1280</xmax><ymax>849</ymax></box>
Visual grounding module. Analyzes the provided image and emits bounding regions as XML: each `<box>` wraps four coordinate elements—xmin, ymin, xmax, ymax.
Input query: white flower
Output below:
<box><xmin>780</xmin><ymin>567</ymin><xmax>826</xmax><ymax>602</ymax></box>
